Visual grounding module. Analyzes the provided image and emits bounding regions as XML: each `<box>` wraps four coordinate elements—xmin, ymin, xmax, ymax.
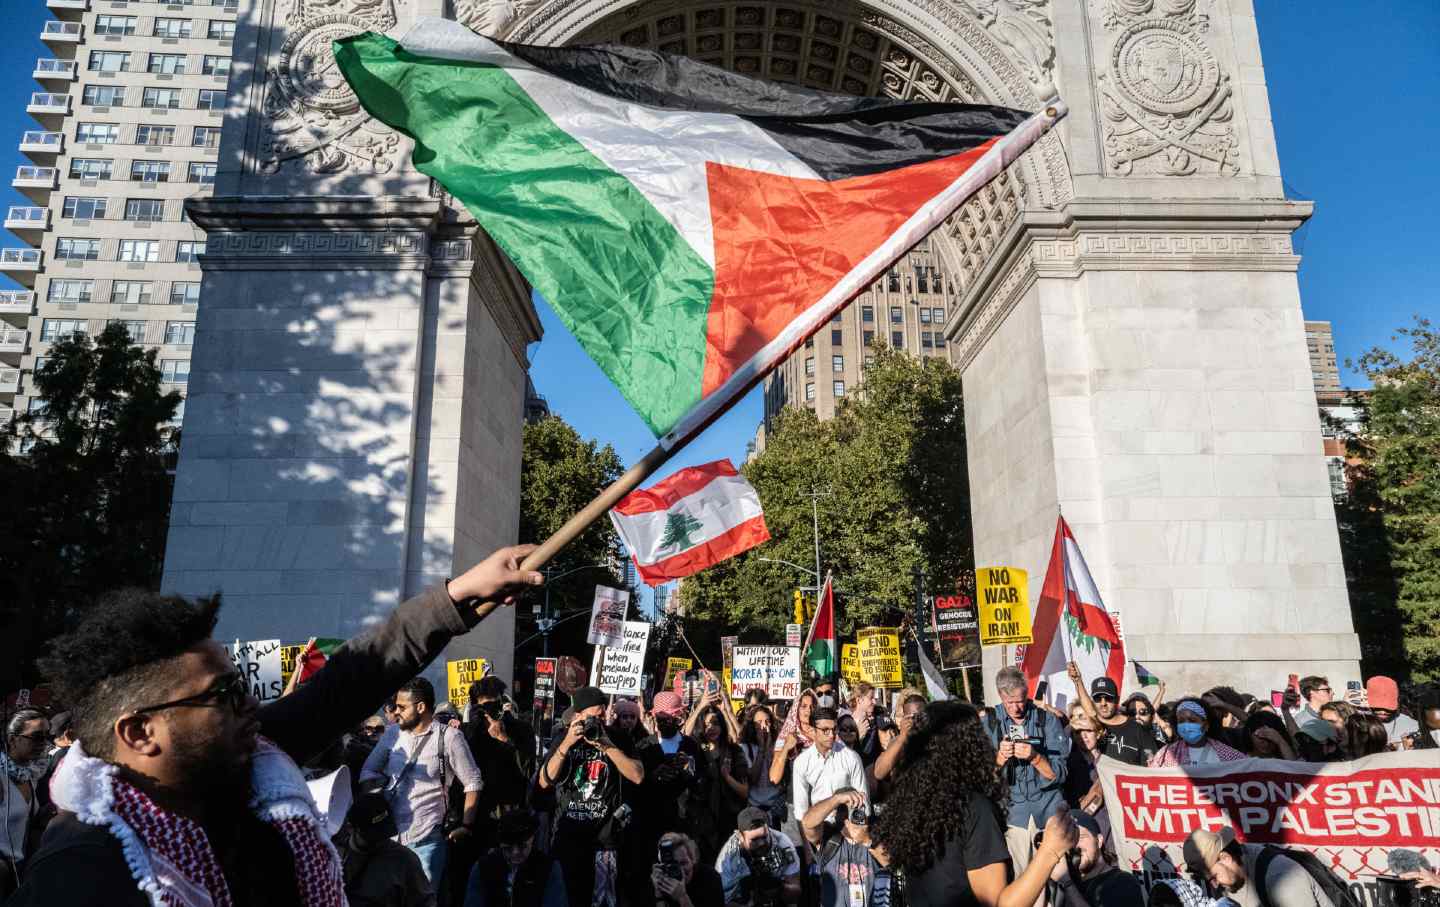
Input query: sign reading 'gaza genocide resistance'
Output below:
<box><xmin>975</xmin><ymin>566</ymin><xmax>1032</xmax><ymax>646</ymax></box>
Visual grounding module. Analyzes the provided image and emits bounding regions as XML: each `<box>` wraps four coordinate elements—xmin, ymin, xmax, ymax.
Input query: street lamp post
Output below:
<box><xmin>538</xmin><ymin>562</ymin><xmax>616</xmax><ymax>657</ymax></box>
<box><xmin>757</xmin><ymin>556</ymin><xmax>820</xmax><ymax>590</ymax></box>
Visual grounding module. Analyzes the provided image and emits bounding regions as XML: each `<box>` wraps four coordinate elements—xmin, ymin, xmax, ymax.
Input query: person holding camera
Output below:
<box><xmin>801</xmin><ymin>787</ymin><xmax>891</xmax><ymax>907</ymax></box>
<box><xmin>652</xmin><ymin>831</ymin><xmax>725</xmax><ymax>907</ymax></box>
<box><xmin>538</xmin><ymin>685</ymin><xmax>644</xmax><ymax>907</ymax></box>
<box><xmin>463</xmin><ymin>810</ymin><xmax>567</xmax><ymax>907</ymax></box>
<box><xmin>1047</xmin><ymin>811</ymin><xmax>1144</xmax><ymax>907</ymax></box>
<box><xmin>716</xmin><ymin>807</ymin><xmax>802</xmax><ymax>906</ymax></box>
<box><xmin>1184</xmin><ymin>826</ymin><xmax>1344</xmax><ymax>907</ymax></box>
<box><xmin>983</xmin><ymin>666</ymin><xmax>1070</xmax><ymax>879</ymax></box>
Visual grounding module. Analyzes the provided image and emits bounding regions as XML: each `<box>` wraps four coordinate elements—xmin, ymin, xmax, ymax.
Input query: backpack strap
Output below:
<box><xmin>1254</xmin><ymin>845</ymin><xmax>1279</xmax><ymax>907</ymax></box>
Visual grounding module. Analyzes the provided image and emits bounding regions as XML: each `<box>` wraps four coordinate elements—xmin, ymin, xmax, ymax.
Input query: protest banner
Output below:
<box><xmin>533</xmin><ymin>657</ymin><xmax>557</xmax><ymax>726</ymax></box>
<box><xmin>587</xmin><ymin>585</ymin><xmax>630</xmax><ymax>647</ymax></box>
<box><xmin>856</xmin><ymin>628</ymin><xmax>903</xmax><ymax>688</ymax></box>
<box><xmin>446</xmin><ymin>657</ymin><xmax>488</xmax><ymax>711</ymax></box>
<box><xmin>279</xmin><ymin>644</ymin><xmax>306</xmax><ymax>690</ymax></box>
<box><xmin>975</xmin><ymin>566</ymin><xmax>1032</xmax><ymax>646</ymax></box>
<box><xmin>931</xmin><ymin>593</ymin><xmax>981</xmax><ymax>670</ymax></box>
<box><xmin>1095</xmin><ymin>752</ymin><xmax>1440</xmax><ymax>907</ymax></box>
<box><xmin>591</xmin><ymin>620</ymin><xmax>650</xmax><ymax>696</ymax></box>
<box><xmin>229</xmin><ymin>639</ymin><xmax>284</xmax><ymax>703</ymax></box>
<box><xmin>785</xmin><ymin>623</ymin><xmax>803</xmax><ymax>648</ymax></box>
<box><xmin>731</xmin><ymin>645</ymin><xmax>801</xmax><ymax>700</ymax></box>
<box><xmin>841</xmin><ymin>643</ymin><xmax>862</xmax><ymax>685</ymax></box>
<box><xmin>663</xmin><ymin>656</ymin><xmax>693</xmax><ymax>694</ymax></box>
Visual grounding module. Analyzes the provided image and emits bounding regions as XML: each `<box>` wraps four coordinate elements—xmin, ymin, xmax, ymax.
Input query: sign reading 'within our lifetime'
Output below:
<box><xmin>731</xmin><ymin>645</ymin><xmax>801</xmax><ymax>700</ymax></box>
<box><xmin>856</xmin><ymin>628</ymin><xmax>903</xmax><ymax>688</ymax></box>
<box><xmin>975</xmin><ymin>566</ymin><xmax>1032</xmax><ymax>646</ymax></box>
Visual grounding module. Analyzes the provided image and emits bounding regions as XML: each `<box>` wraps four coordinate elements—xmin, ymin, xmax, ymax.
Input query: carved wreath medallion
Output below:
<box><xmin>1112</xmin><ymin>19</ymin><xmax>1217</xmax><ymax>116</ymax></box>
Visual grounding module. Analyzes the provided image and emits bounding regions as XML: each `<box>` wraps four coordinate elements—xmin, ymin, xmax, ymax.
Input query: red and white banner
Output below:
<box><xmin>1096</xmin><ymin>752</ymin><xmax>1440</xmax><ymax>905</ymax></box>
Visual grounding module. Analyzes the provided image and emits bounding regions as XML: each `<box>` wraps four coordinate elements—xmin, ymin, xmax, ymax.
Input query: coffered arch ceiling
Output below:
<box><xmin>483</xmin><ymin>0</ymin><xmax>1074</xmax><ymax>299</ymax></box>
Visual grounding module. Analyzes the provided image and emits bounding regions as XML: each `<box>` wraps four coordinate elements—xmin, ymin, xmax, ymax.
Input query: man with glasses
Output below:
<box><xmin>1293</xmin><ymin>677</ymin><xmax>1332</xmax><ymax>725</ymax></box>
<box><xmin>789</xmin><ymin>708</ymin><xmax>867</xmax><ymax>828</ymax></box>
<box><xmin>1066</xmin><ymin>663</ymin><xmax>1157</xmax><ymax>767</ymax></box>
<box><xmin>11</xmin><ymin>544</ymin><xmax>544</xmax><ymax>907</ymax></box>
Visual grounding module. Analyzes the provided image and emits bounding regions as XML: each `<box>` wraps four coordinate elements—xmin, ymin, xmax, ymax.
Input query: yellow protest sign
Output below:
<box><xmin>856</xmin><ymin>628</ymin><xmax>903</xmax><ymax>689</ymax></box>
<box><xmin>279</xmin><ymin>644</ymin><xmax>305</xmax><ymax>690</ymax></box>
<box><xmin>662</xmin><ymin>656</ymin><xmax>692</xmax><ymax>693</ymax></box>
<box><xmin>976</xmin><ymin>566</ymin><xmax>1032</xmax><ymax>646</ymax></box>
<box><xmin>841</xmin><ymin>643</ymin><xmax>862</xmax><ymax>685</ymax></box>
<box><xmin>445</xmin><ymin>657</ymin><xmax>487</xmax><ymax>712</ymax></box>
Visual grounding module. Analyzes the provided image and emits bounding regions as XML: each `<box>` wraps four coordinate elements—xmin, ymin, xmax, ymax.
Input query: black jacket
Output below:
<box><xmin>11</xmin><ymin>584</ymin><xmax>478</xmax><ymax>907</ymax></box>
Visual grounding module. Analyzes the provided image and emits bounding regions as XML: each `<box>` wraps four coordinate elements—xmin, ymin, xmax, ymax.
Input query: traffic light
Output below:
<box><xmin>793</xmin><ymin>590</ymin><xmax>805</xmax><ymax>624</ymax></box>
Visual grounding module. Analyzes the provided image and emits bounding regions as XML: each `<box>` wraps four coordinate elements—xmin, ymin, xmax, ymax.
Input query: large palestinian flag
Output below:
<box><xmin>335</xmin><ymin>19</ymin><xmax>1064</xmax><ymax>444</ymax></box>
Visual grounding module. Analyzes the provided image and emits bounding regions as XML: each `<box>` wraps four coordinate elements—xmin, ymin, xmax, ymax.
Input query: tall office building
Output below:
<box><xmin>760</xmin><ymin>236</ymin><xmax>952</xmax><ymax>434</ymax></box>
<box><xmin>1</xmin><ymin>0</ymin><xmax>238</xmax><ymax>429</ymax></box>
<box><xmin>1305</xmin><ymin>320</ymin><xmax>1341</xmax><ymax>394</ymax></box>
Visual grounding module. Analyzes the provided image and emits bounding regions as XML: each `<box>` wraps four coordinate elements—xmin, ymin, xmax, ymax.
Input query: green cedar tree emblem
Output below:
<box><xmin>658</xmin><ymin>511</ymin><xmax>704</xmax><ymax>554</ymax></box>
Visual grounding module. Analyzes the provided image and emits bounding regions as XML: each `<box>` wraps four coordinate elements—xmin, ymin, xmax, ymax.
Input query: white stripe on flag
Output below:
<box><xmin>610</xmin><ymin>473</ymin><xmax>763</xmax><ymax>566</ymax></box>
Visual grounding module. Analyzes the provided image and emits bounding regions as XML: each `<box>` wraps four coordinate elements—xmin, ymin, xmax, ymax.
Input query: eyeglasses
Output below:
<box><xmin>133</xmin><ymin>673</ymin><xmax>249</xmax><ymax>716</ymax></box>
<box><xmin>1093</xmin><ymin>694</ymin><xmax>1116</xmax><ymax>703</ymax></box>
<box><xmin>12</xmin><ymin>732</ymin><xmax>50</xmax><ymax>743</ymax></box>
<box><xmin>1314</xmin><ymin>687</ymin><xmax>1332</xmax><ymax>694</ymax></box>
<box><xmin>813</xmin><ymin>724</ymin><xmax>837</xmax><ymax>736</ymax></box>
<box><xmin>1133</xmin><ymin>709</ymin><xmax>1153</xmax><ymax>717</ymax></box>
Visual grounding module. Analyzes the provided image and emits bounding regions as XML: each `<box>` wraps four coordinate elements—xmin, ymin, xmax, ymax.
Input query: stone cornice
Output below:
<box><xmin>185</xmin><ymin>196</ymin><xmax>444</xmax><ymax>233</ymax></box>
<box><xmin>945</xmin><ymin>198</ymin><xmax>1313</xmax><ymax>372</ymax></box>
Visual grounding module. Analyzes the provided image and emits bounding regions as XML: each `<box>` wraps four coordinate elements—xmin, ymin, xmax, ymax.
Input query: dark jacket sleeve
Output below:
<box><xmin>258</xmin><ymin>584</ymin><xmax>472</xmax><ymax>766</ymax></box>
<box><xmin>10</xmin><ymin>814</ymin><xmax>148</xmax><ymax>907</ymax></box>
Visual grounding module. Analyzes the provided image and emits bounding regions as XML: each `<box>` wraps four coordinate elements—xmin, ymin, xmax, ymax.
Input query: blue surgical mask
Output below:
<box><xmin>1177</xmin><ymin>721</ymin><xmax>1206</xmax><ymax>744</ymax></box>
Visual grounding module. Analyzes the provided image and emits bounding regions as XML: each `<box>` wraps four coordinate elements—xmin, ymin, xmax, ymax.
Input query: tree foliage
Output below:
<box><xmin>678</xmin><ymin>346</ymin><xmax>973</xmax><ymax>642</ymax></box>
<box><xmin>0</xmin><ymin>324</ymin><xmax>182</xmax><ymax>691</ymax></box>
<box><xmin>1349</xmin><ymin>316</ymin><xmax>1440</xmax><ymax>682</ymax></box>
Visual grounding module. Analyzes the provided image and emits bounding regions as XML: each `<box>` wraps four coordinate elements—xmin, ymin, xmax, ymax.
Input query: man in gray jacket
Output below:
<box><xmin>1184</xmin><ymin>827</ymin><xmax>1340</xmax><ymax>907</ymax></box>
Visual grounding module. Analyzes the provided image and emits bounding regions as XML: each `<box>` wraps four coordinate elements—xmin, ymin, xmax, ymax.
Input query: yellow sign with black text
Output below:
<box><xmin>856</xmin><ymin>628</ymin><xmax>903</xmax><ymax>688</ymax></box>
<box><xmin>445</xmin><ymin>658</ymin><xmax>488</xmax><ymax>712</ymax></box>
<box><xmin>841</xmin><ymin>644</ymin><xmax>862</xmax><ymax>685</ymax></box>
<box><xmin>975</xmin><ymin>566</ymin><xmax>1032</xmax><ymax>646</ymax></box>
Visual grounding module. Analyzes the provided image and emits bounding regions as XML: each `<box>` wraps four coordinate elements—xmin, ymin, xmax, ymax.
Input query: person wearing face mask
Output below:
<box><xmin>813</xmin><ymin>678</ymin><xmax>840</xmax><ymax>712</ymax></box>
<box><xmin>607</xmin><ymin>699</ymin><xmax>645</xmax><ymax>755</ymax></box>
<box><xmin>1149</xmin><ymin>698</ymin><xmax>1246</xmax><ymax>767</ymax></box>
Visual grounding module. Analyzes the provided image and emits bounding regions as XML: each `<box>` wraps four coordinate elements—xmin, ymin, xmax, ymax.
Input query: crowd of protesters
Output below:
<box><xmin>1</xmin><ymin>545</ymin><xmax>1438</xmax><ymax>907</ymax></box>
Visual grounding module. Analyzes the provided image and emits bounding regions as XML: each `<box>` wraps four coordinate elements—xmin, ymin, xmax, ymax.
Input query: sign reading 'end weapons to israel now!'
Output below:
<box><xmin>976</xmin><ymin>566</ymin><xmax>1032</xmax><ymax>646</ymax></box>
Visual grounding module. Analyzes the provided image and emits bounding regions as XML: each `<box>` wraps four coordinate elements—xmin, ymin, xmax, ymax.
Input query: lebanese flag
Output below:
<box><xmin>336</xmin><ymin>20</ymin><xmax>1064</xmax><ymax>444</ymax></box>
<box><xmin>1021</xmin><ymin>517</ymin><xmax>1125</xmax><ymax>707</ymax></box>
<box><xmin>609</xmin><ymin>459</ymin><xmax>769</xmax><ymax>585</ymax></box>
<box><xmin>802</xmin><ymin>575</ymin><xmax>836</xmax><ymax>679</ymax></box>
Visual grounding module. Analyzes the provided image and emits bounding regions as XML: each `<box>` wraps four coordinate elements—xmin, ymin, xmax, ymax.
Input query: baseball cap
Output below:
<box><xmin>652</xmin><ymin>691</ymin><xmax>685</xmax><ymax>717</ymax></box>
<box><xmin>737</xmin><ymin>807</ymin><xmax>770</xmax><ymax>831</ymax></box>
<box><xmin>571</xmin><ymin>686</ymin><xmax>607</xmax><ymax>712</ymax></box>
<box><xmin>1182</xmin><ymin>826</ymin><xmax>1235</xmax><ymax>874</ymax></box>
<box><xmin>348</xmin><ymin>792</ymin><xmax>397</xmax><ymax>840</ymax></box>
<box><xmin>1366</xmin><ymin>676</ymin><xmax>1399</xmax><ymax>711</ymax></box>
<box><xmin>1073</xmin><ymin>810</ymin><xmax>1104</xmax><ymax>839</ymax></box>
<box><xmin>497</xmin><ymin>810</ymin><xmax>540</xmax><ymax>845</ymax></box>
<box><xmin>1091</xmin><ymin>677</ymin><xmax>1119</xmax><ymax>699</ymax></box>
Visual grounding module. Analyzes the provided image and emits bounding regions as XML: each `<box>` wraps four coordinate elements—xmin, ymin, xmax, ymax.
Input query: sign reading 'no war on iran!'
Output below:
<box><xmin>976</xmin><ymin>566</ymin><xmax>1032</xmax><ymax>646</ymax></box>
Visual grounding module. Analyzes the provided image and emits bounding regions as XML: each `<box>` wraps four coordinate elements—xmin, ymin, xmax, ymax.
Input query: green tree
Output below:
<box><xmin>1350</xmin><ymin>317</ymin><xmax>1440</xmax><ymax>682</ymax></box>
<box><xmin>0</xmin><ymin>324</ymin><xmax>182</xmax><ymax>691</ymax></box>
<box><xmin>678</xmin><ymin>346</ymin><xmax>973</xmax><ymax>642</ymax></box>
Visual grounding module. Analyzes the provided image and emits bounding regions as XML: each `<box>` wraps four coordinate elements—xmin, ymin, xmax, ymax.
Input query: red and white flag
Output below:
<box><xmin>610</xmin><ymin>459</ymin><xmax>770</xmax><ymax>586</ymax></box>
<box><xmin>1021</xmin><ymin>516</ymin><xmax>1125</xmax><ymax>707</ymax></box>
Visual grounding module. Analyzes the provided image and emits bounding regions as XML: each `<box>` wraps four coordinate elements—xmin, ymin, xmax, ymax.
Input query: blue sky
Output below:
<box><xmin>3</xmin><ymin>2</ymin><xmax>1436</xmax><ymax>479</ymax></box>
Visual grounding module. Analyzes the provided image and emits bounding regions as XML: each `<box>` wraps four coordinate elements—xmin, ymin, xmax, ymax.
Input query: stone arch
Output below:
<box><xmin>459</xmin><ymin>0</ymin><xmax>1074</xmax><ymax>299</ymax></box>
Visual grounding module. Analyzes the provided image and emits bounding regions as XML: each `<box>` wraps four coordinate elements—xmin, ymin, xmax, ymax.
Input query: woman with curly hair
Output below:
<box><xmin>871</xmin><ymin>700</ymin><xmax>1078</xmax><ymax>907</ymax></box>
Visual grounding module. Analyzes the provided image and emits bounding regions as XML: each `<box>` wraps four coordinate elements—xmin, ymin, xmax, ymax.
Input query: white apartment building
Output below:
<box><xmin>0</xmin><ymin>0</ymin><xmax>238</xmax><ymax>430</ymax></box>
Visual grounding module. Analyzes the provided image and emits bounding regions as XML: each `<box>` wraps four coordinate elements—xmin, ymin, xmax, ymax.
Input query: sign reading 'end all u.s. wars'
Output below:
<box><xmin>975</xmin><ymin>566</ymin><xmax>1032</xmax><ymax>646</ymax></box>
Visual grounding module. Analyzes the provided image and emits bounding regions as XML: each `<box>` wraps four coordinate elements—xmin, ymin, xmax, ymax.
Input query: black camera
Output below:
<box><xmin>1378</xmin><ymin>876</ymin><xmax>1440</xmax><ymax>907</ymax></box>
<box><xmin>582</xmin><ymin>716</ymin><xmax>603</xmax><ymax>742</ymax></box>
<box><xmin>479</xmin><ymin>700</ymin><xmax>505</xmax><ymax>720</ymax></box>
<box><xmin>744</xmin><ymin>840</ymin><xmax>789</xmax><ymax>907</ymax></box>
<box><xmin>657</xmin><ymin>840</ymin><xmax>683</xmax><ymax>881</ymax></box>
<box><xmin>850</xmin><ymin>805</ymin><xmax>869</xmax><ymax>826</ymax></box>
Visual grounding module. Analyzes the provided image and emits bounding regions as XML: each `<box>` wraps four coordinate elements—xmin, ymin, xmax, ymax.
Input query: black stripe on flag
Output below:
<box><xmin>504</xmin><ymin>41</ymin><xmax>1030</xmax><ymax>180</ymax></box>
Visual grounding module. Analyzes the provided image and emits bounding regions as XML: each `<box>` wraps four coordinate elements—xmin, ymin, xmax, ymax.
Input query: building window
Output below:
<box><xmin>861</xmin><ymin>305</ymin><xmax>874</xmax><ymax>323</ymax></box>
<box><xmin>832</xmin><ymin>354</ymin><xmax>844</xmax><ymax>373</ymax></box>
<box><xmin>164</xmin><ymin>321</ymin><xmax>196</xmax><ymax>345</ymax></box>
<box><xmin>89</xmin><ymin>51</ymin><xmax>131</xmax><ymax>73</ymax></box>
<box><xmin>187</xmin><ymin>162</ymin><xmax>217</xmax><ymax>184</ymax></box>
<box><xmin>130</xmin><ymin>161</ymin><xmax>171</xmax><ymax>183</ymax></box>
<box><xmin>919</xmin><ymin>307</ymin><xmax>931</xmax><ymax>324</ymax></box>
<box><xmin>82</xmin><ymin>85</ymin><xmax>126</xmax><ymax>107</ymax></box>
<box><xmin>94</xmin><ymin>15</ymin><xmax>137</xmax><ymax>35</ymax></box>
<box><xmin>154</xmin><ymin>18</ymin><xmax>193</xmax><ymax>38</ymax></box>
<box><xmin>921</xmin><ymin>331</ymin><xmax>934</xmax><ymax>349</ymax></box>
<box><xmin>830</xmin><ymin>311</ymin><xmax>842</xmax><ymax>324</ymax></box>
<box><xmin>863</xmin><ymin>330</ymin><xmax>874</xmax><ymax>346</ymax></box>
<box><xmin>142</xmin><ymin>88</ymin><xmax>183</xmax><ymax>110</ymax></box>
<box><xmin>41</xmin><ymin>317</ymin><xmax>89</xmax><ymax>340</ymax></box>
<box><xmin>805</xmin><ymin>382</ymin><xmax>815</xmax><ymax>401</ymax></box>
<box><xmin>176</xmin><ymin>241</ymin><xmax>203</xmax><ymax>262</ymax></box>
<box><xmin>137</xmin><ymin>125</ymin><xmax>176</xmax><ymax>146</ymax></box>
<box><xmin>118</xmin><ymin>240</ymin><xmax>161</xmax><ymax>262</ymax></box>
<box><xmin>804</xmin><ymin>336</ymin><xmax>813</xmax><ymax>349</ymax></box>
<box><xmin>68</xmin><ymin>158</ymin><xmax>113</xmax><ymax>180</ymax></box>
<box><xmin>124</xmin><ymin>199</ymin><xmax>165</xmax><ymax>221</ymax></box>
<box><xmin>805</xmin><ymin>357</ymin><xmax>815</xmax><ymax>376</ymax></box>
<box><xmin>208</xmin><ymin>21</ymin><xmax>236</xmax><ymax>39</ymax></box>
<box><xmin>111</xmin><ymin>280</ymin><xmax>153</xmax><ymax>305</ymax></box>
<box><xmin>192</xmin><ymin>126</ymin><xmax>221</xmax><ymax>148</ymax></box>
<box><xmin>109</xmin><ymin>319</ymin><xmax>147</xmax><ymax>342</ymax></box>
<box><xmin>197</xmin><ymin>90</ymin><xmax>226</xmax><ymax>111</ymax></box>
<box><xmin>160</xmin><ymin>359</ymin><xmax>191</xmax><ymax>383</ymax></box>
<box><xmin>55</xmin><ymin>237</ymin><xmax>102</xmax><ymax>261</ymax></box>
<box><xmin>169</xmin><ymin>281</ymin><xmax>200</xmax><ymax>305</ymax></box>
<box><xmin>932</xmin><ymin>307</ymin><xmax>944</xmax><ymax>323</ymax></box>
<box><xmin>202</xmin><ymin>55</ymin><xmax>231</xmax><ymax>76</ymax></box>
<box><xmin>148</xmin><ymin>53</ymin><xmax>188</xmax><ymax>75</ymax></box>
<box><xmin>890</xmin><ymin>306</ymin><xmax>902</xmax><ymax>324</ymax></box>
<box><xmin>833</xmin><ymin>380</ymin><xmax>845</xmax><ymax>397</ymax></box>
<box><xmin>892</xmin><ymin>330</ymin><xmax>903</xmax><ymax>348</ymax></box>
<box><xmin>1327</xmin><ymin>459</ymin><xmax>1347</xmax><ymax>498</ymax></box>
<box><xmin>917</xmin><ymin>271</ymin><xmax>929</xmax><ymax>293</ymax></box>
<box><xmin>76</xmin><ymin>122</ymin><xmax>120</xmax><ymax>144</ymax></box>
<box><xmin>62</xmin><ymin>197</ymin><xmax>108</xmax><ymax>219</ymax></box>
<box><xmin>934</xmin><ymin>334</ymin><xmax>946</xmax><ymax>349</ymax></box>
<box><xmin>887</xmin><ymin>271</ymin><xmax>900</xmax><ymax>293</ymax></box>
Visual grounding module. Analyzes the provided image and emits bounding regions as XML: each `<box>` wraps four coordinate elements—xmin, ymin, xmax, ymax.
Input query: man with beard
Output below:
<box><xmin>1184</xmin><ymin>826</ymin><xmax>1342</xmax><ymax>907</ymax></box>
<box><xmin>10</xmin><ymin>544</ymin><xmax>543</xmax><ymax>906</ymax></box>
<box><xmin>1048</xmin><ymin>811</ymin><xmax>1144</xmax><ymax>907</ymax></box>
<box><xmin>1066</xmin><ymin>662</ymin><xmax>1156</xmax><ymax>766</ymax></box>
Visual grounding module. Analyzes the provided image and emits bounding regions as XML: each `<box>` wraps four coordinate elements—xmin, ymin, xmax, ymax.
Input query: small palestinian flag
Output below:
<box><xmin>296</xmin><ymin>637</ymin><xmax>345</xmax><ymax>685</ymax></box>
<box><xmin>335</xmin><ymin>19</ymin><xmax>1064</xmax><ymax>444</ymax></box>
<box><xmin>803</xmin><ymin>575</ymin><xmax>836</xmax><ymax>680</ymax></box>
<box><xmin>1133</xmin><ymin>661</ymin><xmax>1161</xmax><ymax>688</ymax></box>
<box><xmin>609</xmin><ymin>459</ymin><xmax>769</xmax><ymax>585</ymax></box>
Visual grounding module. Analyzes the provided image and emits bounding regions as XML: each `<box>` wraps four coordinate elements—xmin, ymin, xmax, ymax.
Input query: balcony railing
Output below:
<box><xmin>0</xmin><ymin>249</ymin><xmax>42</xmax><ymax>268</ymax></box>
<box><xmin>33</xmin><ymin>58</ymin><xmax>76</xmax><ymax>80</ymax></box>
<box><xmin>46</xmin><ymin>0</ymin><xmax>90</xmax><ymax>11</ymax></box>
<box><xmin>0</xmin><ymin>369</ymin><xmax>19</xmax><ymax>394</ymax></box>
<box><xmin>40</xmin><ymin>21</ymin><xmax>82</xmax><ymax>39</ymax></box>
<box><xmin>0</xmin><ymin>291</ymin><xmax>36</xmax><ymax>314</ymax></box>
<box><xmin>19</xmin><ymin>131</ymin><xmax>63</xmax><ymax>156</ymax></box>
<box><xmin>0</xmin><ymin>328</ymin><xmax>27</xmax><ymax>351</ymax></box>
<box><xmin>4</xmin><ymin>207</ymin><xmax>48</xmax><ymax>231</ymax></box>
<box><xmin>0</xmin><ymin>408</ymin><xmax>13</xmax><ymax>427</ymax></box>
<box><xmin>13</xmin><ymin>166</ymin><xmax>57</xmax><ymax>185</ymax></box>
<box><xmin>29</xmin><ymin>93</ymin><xmax>70</xmax><ymax>110</ymax></box>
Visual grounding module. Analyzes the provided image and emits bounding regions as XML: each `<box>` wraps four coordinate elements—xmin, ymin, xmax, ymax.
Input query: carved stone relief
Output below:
<box><xmin>1095</xmin><ymin>0</ymin><xmax>1240</xmax><ymax>176</ymax></box>
<box><xmin>256</xmin><ymin>0</ymin><xmax>405</xmax><ymax>176</ymax></box>
<box><xmin>957</xmin><ymin>0</ymin><xmax>1055</xmax><ymax>97</ymax></box>
<box><xmin>456</xmin><ymin>0</ymin><xmax>546</xmax><ymax>38</ymax></box>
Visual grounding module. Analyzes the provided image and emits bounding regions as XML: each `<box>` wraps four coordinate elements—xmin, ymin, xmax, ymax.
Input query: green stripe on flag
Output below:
<box><xmin>334</xmin><ymin>34</ymin><xmax>715</xmax><ymax>436</ymax></box>
<box><xmin>807</xmin><ymin>639</ymin><xmax>835</xmax><ymax>679</ymax></box>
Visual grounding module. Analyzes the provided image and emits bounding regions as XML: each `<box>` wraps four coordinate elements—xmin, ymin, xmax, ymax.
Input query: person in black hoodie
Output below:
<box><xmin>465</xmin><ymin>810</ymin><xmax>567</xmax><ymax>907</ymax></box>
<box><xmin>10</xmin><ymin>544</ymin><xmax>544</xmax><ymax>907</ymax></box>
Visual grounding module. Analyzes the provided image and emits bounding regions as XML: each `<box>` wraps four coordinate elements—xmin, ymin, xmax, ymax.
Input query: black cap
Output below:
<box><xmin>497</xmin><ymin>810</ymin><xmax>539</xmax><ymax>845</ymax></box>
<box><xmin>571</xmin><ymin>686</ymin><xmax>607</xmax><ymax>712</ymax></box>
<box><xmin>1091</xmin><ymin>676</ymin><xmax>1119</xmax><ymax>699</ymax></box>
<box><xmin>49</xmin><ymin>711</ymin><xmax>73</xmax><ymax>738</ymax></box>
<box><xmin>348</xmin><ymin>792</ymin><xmax>397</xmax><ymax>840</ymax></box>
<box><xmin>1073</xmin><ymin>810</ymin><xmax>1103</xmax><ymax>839</ymax></box>
<box><xmin>737</xmin><ymin>807</ymin><xmax>770</xmax><ymax>831</ymax></box>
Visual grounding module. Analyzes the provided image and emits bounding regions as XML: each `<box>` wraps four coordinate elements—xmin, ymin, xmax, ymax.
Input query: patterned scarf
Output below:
<box><xmin>1148</xmin><ymin>738</ymin><xmax>1247</xmax><ymax>768</ymax></box>
<box><xmin>51</xmin><ymin>738</ymin><xmax>347</xmax><ymax>907</ymax></box>
<box><xmin>0</xmin><ymin>750</ymin><xmax>50</xmax><ymax>785</ymax></box>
